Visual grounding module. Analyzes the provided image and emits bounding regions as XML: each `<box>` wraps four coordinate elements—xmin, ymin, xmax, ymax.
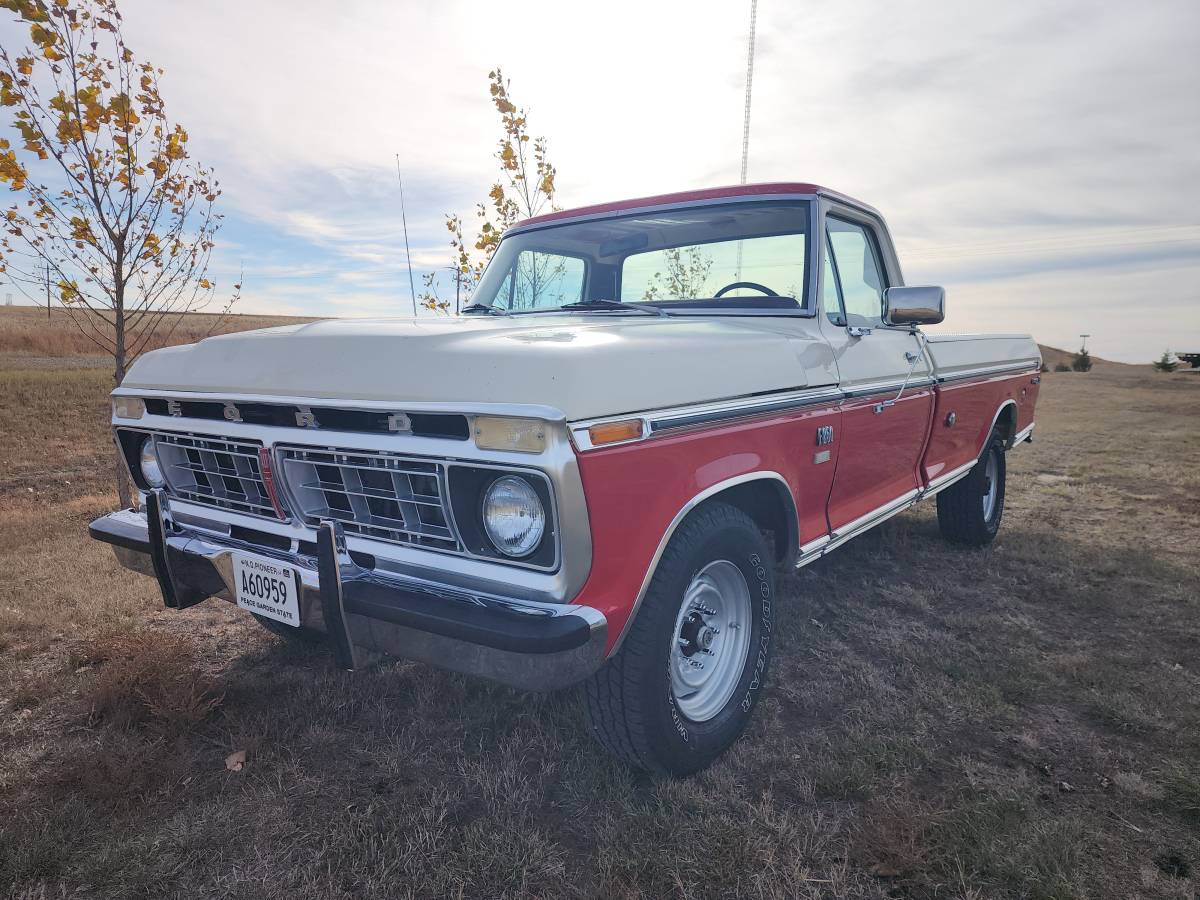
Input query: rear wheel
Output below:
<box><xmin>937</xmin><ymin>432</ymin><xmax>1006</xmax><ymax>546</ymax></box>
<box><xmin>584</xmin><ymin>502</ymin><xmax>775</xmax><ymax>775</ymax></box>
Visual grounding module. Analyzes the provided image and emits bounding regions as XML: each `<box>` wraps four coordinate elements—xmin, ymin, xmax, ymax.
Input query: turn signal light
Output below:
<box><xmin>588</xmin><ymin>419</ymin><xmax>644</xmax><ymax>447</ymax></box>
<box><xmin>474</xmin><ymin>417</ymin><xmax>547</xmax><ymax>453</ymax></box>
<box><xmin>112</xmin><ymin>396</ymin><xmax>145</xmax><ymax>419</ymax></box>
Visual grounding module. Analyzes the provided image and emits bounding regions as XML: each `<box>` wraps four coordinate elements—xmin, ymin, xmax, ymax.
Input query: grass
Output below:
<box><xmin>0</xmin><ymin>337</ymin><xmax>1198</xmax><ymax>898</ymax></box>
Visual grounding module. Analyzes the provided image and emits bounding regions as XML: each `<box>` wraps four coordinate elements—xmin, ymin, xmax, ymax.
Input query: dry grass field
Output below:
<box><xmin>0</xmin><ymin>305</ymin><xmax>314</xmax><ymax>364</ymax></box>
<box><xmin>0</xmin><ymin>310</ymin><xmax>1198</xmax><ymax>899</ymax></box>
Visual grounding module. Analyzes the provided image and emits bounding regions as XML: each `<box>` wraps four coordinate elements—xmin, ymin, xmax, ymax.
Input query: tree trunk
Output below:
<box><xmin>113</xmin><ymin>284</ymin><xmax>133</xmax><ymax>509</ymax></box>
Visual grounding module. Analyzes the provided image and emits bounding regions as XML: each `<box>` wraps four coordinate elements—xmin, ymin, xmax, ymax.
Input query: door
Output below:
<box><xmin>820</xmin><ymin>213</ymin><xmax>934</xmax><ymax>532</ymax></box>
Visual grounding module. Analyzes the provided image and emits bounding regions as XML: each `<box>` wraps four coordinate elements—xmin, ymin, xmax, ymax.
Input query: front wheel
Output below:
<box><xmin>584</xmin><ymin>502</ymin><xmax>775</xmax><ymax>775</ymax></box>
<box><xmin>937</xmin><ymin>432</ymin><xmax>1006</xmax><ymax>546</ymax></box>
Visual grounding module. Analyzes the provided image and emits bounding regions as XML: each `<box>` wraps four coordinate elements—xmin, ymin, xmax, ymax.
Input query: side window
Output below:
<box><xmin>496</xmin><ymin>251</ymin><xmax>586</xmax><ymax>311</ymax></box>
<box><xmin>825</xmin><ymin>217</ymin><xmax>886</xmax><ymax>325</ymax></box>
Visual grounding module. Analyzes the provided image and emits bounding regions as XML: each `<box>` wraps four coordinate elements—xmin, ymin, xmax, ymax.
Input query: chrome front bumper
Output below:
<box><xmin>89</xmin><ymin>497</ymin><xmax>607</xmax><ymax>692</ymax></box>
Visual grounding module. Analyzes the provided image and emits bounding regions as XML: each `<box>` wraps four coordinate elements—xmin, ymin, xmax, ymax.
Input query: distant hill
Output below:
<box><xmin>1037</xmin><ymin>344</ymin><xmax>1127</xmax><ymax>370</ymax></box>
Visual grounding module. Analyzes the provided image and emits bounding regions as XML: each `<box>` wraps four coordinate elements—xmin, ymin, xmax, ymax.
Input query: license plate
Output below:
<box><xmin>233</xmin><ymin>553</ymin><xmax>301</xmax><ymax>627</ymax></box>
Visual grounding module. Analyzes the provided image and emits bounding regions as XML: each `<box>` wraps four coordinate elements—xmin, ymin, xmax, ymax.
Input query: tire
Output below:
<box><xmin>584</xmin><ymin>502</ymin><xmax>775</xmax><ymax>776</ymax></box>
<box><xmin>252</xmin><ymin>613</ymin><xmax>325</xmax><ymax>645</ymax></box>
<box><xmin>937</xmin><ymin>431</ymin><xmax>1006</xmax><ymax>546</ymax></box>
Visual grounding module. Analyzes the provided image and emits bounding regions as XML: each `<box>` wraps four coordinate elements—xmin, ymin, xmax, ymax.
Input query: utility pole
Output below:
<box><xmin>1080</xmin><ymin>334</ymin><xmax>1090</xmax><ymax>352</ymax></box>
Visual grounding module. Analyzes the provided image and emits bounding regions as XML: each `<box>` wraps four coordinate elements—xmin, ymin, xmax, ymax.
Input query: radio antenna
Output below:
<box><xmin>395</xmin><ymin>154</ymin><xmax>418</xmax><ymax>316</ymax></box>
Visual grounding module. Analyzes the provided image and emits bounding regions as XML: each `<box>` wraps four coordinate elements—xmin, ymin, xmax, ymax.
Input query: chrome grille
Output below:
<box><xmin>153</xmin><ymin>432</ymin><xmax>277</xmax><ymax>519</ymax></box>
<box><xmin>278</xmin><ymin>446</ymin><xmax>460</xmax><ymax>552</ymax></box>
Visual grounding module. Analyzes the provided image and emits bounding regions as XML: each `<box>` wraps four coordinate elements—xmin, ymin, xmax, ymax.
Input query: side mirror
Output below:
<box><xmin>884</xmin><ymin>285</ymin><xmax>945</xmax><ymax>326</ymax></box>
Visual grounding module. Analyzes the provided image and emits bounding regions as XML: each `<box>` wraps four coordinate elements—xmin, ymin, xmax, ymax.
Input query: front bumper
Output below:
<box><xmin>89</xmin><ymin>496</ymin><xmax>607</xmax><ymax>691</ymax></box>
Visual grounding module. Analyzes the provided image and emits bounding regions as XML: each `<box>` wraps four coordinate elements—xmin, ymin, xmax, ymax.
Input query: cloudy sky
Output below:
<box><xmin>4</xmin><ymin>0</ymin><xmax>1198</xmax><ymax>362</ymax></box>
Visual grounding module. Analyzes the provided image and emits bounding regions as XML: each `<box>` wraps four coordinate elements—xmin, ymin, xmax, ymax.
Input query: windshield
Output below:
<box><xmin>469</xmin><ymin>199</ymin><xmax>812</xmax><ymax>313</ymax></box>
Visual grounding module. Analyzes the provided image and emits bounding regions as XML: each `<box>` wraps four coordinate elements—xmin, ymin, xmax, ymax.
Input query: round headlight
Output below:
<box><xmin>482</xmin><ymin>475</ymin><xmax>545</xmax><ymax>558</ymax></box>
<box><xmin>139</xmin><ymin>436</ymin><xmax>165</xmax><ymax>488</ymax></box>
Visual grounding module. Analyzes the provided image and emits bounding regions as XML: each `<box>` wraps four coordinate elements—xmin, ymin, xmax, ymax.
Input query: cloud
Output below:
<box><xmin>1</xmin><ymin>0</ymin><xmax>1196</xmax><ymax>360</ymax></box>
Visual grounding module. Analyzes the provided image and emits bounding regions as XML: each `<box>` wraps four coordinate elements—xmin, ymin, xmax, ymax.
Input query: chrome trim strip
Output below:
<box><xmin>924</xmin><ymin>459</ymin><xmax>976</xmax><ymax>496</ymax></box>
<box><xmin>570</xmin><ymin>385</ymin><xmax>843</xmax><ymax>451</ymax></box>
<box><xmin>611</xmin><ymin>471</ymin><xmax>796</xmax><ymax>654</ymax></box>
<box><xmin>796</xmin><ymin>489</ymin><xmax>921</xmax><ymax>568</ymax></box>
<box><xmin>840</xmin><ymin>377</ymin><xmax>936</xmax><ymax>400</ymax></box>
<box><xmin>936</xmin><ymin>362</ymin><xmax>1040</xmax><ymax>385</ymax></box>
<box><xmin>1014</xmin><ymin>422</ymin><xmax>1035</xmax><ymax>445</ymax></box>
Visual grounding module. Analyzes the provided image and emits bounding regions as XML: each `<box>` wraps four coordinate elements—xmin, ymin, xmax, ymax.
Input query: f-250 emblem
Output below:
<box><xmin>815</xmin><ymin>425</ymin><xmax>834</xmax><ymax>446</ymax></box>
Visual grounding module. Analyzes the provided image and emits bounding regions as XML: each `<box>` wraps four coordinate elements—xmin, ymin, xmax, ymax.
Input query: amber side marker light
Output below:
<box><xmin>588</xmin><ymin>419</ymin><xmax>644</xmax><ymax>447</ymax></box>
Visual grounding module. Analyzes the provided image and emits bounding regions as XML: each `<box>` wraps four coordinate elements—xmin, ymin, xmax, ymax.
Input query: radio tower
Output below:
<box><xmin>739</xmin><ymin>0</ymin><xmax>758</xmax><ymax>185</ymax></box>
<box><xmin>735</xmin><ymin>0</ymin><xmax>759</xmax><ymax>281</ymax></box>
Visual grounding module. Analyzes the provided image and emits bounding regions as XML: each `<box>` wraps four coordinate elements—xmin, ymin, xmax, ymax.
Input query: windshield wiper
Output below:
<box><xmin>460</xmin><ymin>302</ymin><xmax>510</xmax><ymax>316</ymax></box>
<box><xmin>558</xmin><ymin>299</ymin><xmax>667</xmax><ymax>317</ymax></box>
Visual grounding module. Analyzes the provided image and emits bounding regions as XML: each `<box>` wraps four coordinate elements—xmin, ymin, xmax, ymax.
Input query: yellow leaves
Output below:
<box><xmin>69</xmin><ymin>215</ymin><xmax>93</xmax><ymax>244</ymax></box>
<box><xmin>164</xmin><ymin>126</ymin><xmax>187</xmax><ymax>161</ymax></box>
<box><xmin>198</xmin><ymin>278</ymin><xmax>212</xmax><ymax>290</ymax></box>
<box><xmin>0</xmin><ymin>147</ymin><xmax>28</xmax><ymax>191</ymax></box>
<box><xmin>30</xmin><ymin>23</ymin><xmax>63</xmax><ymax>61</ymax></box>
<box><xmin>15</xmin><ymin>56</ymin><xmax>34</xmax><ymax>76</ymax></box>
<box><xmin>146</xmin><ymin>156</ymin><xmax>167</xmax><ymax>178</ymax></box>
<box><xmin>108</xmin><ymin>92</ymin><xmax>140</xmax><ymax>128</ymax></box>
<box><xmin>57</xmin><ymin>278</ymin><xmax>82</xmax><ymax>304</ymax></box>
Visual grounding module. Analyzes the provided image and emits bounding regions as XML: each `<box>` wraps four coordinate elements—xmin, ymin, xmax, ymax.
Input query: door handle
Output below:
<box><xmin>847</xmin><ymin>325</ymin><xmax>872</xmax><ymax>337</ymax></box>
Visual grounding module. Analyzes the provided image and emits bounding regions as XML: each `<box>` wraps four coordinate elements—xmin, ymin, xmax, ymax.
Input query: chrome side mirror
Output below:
<box><xmin>884</xmin><ymin>285</ymin><xmax>945</xmax><ymax>326</ymax></box>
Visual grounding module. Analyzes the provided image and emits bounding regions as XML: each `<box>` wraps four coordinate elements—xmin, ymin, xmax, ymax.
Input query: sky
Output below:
<box><xmin>2</xmin><ymin>0</ymin><xmax>1198</xmax><ymax>362</ymax></box>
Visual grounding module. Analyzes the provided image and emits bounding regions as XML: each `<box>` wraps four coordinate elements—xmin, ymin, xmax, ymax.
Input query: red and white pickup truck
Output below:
<box><xmin>91</xmin><ymin>183</ymin><xmax>1040</xmax><ymax>774</ymax></box>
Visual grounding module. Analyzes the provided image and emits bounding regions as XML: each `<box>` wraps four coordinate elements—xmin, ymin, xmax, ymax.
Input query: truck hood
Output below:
<box><xmin>121</xmin><ymin>315</ymin><xmax>830</xmax><ymax>420</ymax></box>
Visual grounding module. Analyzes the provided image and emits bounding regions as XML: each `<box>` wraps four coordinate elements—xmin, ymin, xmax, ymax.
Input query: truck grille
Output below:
<box><xmin>277</xmin><ymin>446</ymin><xmax>460</xmax><ymax>552</ymax></box>
<box><xmin>153</xmin><ymin>432</ymin><xmax>277</xmax><ymax>519</ymax></box>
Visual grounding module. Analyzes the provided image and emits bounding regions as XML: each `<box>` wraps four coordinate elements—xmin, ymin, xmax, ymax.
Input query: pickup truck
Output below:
<box><xmin>90</xmin><ymin>182</ymin><xmax>1040</xmax><ymax>775</ymax></box>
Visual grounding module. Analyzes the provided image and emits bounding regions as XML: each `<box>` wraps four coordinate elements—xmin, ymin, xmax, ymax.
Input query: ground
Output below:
<box><xmin>0</xmin><ymin>309</ymin><xmax>1197</xmax><ymax>899</ymax></box>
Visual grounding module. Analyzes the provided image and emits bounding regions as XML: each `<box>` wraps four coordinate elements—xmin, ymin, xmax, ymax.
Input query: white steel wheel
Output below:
<box><xmin>670</xmin><ymin>559</ymin><xmax>753</xmax><ymax>722</ymax></box>
<box><xmin>982</xmin><ymin>449</ymin><xmax>999</xmax><ymax>521</ymax></box>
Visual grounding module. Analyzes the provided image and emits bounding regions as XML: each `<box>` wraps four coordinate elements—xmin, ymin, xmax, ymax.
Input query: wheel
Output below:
<box><xmin>251</xmin><ymin>613</ymin><xmax>325</xmax><ymax>645</ymax></box>
<box><xmin>937</xmin><ymin>431</ymin><xmax>1006</xmax><ymax>546</ymax></box>
<box><xmin>584</xmin><ymin>502</ymin><xmax>775</xmax><ymax>775</ymax></box>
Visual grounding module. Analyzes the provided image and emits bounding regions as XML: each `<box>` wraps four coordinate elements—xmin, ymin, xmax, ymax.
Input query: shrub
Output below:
<box><xmin>1054</xmin><ymin>363</ymin><xmax>1071</xmax><ymax>372</ymax></box>
<box><xmin>1071</xmin><ymin>349</ymin><xmax>1093</xmax><ymax>372</ymax></box>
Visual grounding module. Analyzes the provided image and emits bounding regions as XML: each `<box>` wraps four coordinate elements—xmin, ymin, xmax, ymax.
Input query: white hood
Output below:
<box><xmin>121</xmin><ymin>315</ymin><xmax>826</xmax><ymax>420</ymax></box>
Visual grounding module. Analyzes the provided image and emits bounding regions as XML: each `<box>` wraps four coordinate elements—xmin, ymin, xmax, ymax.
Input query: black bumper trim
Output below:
<box><xmin>89</xmin><ymin>510</ymin><xmax>593</xmax><ymax>657</ymax></box>
<box><xmin>89</xmin><ymin>512</ymin><xmax>152</xmax><ymax>554</ymax></box>
<box><xmin>341</xmin><ymin>581</ymin><xmax>591</xmax><ymax>654</ymax></box>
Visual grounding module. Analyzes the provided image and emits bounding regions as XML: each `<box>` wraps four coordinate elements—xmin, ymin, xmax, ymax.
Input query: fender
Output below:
<box><xmin>985</xmin><ymin>399</ymin><xmax>1019</xmax><ymax>450</ymax></box>
<box><xmin>610</xmin><ymin>471</ymin><xmax>796</xmax><ymax>654</ymax></box>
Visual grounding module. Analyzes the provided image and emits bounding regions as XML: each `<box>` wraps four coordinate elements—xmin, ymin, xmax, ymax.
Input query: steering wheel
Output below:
<box><xmin>713</xmin><ymin>281</ymin><xmax>778</xmax><ymax>298</ymax></box>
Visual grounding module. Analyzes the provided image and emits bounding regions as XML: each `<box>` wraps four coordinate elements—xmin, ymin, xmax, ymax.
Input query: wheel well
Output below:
<box><xmin>993</xmin><ymin>402</ymin><xmax>1018</xmax><ymax>447</ymax></box>
<box><xmin>697</xmin><ymin>477</ymin><xmax>798</xmax><ymax>569</ymax></box>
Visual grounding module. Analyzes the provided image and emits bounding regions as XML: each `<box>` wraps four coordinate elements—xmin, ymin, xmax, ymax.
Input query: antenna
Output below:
<box><xmin>395</xmin><ymin>154</ymin><xmax>418</xmax><ymax>316</ymax></box>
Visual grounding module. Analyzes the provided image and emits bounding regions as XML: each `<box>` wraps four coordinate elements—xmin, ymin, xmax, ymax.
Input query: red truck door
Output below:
<box><xmin>818</xmin><ymin>213</ymin><xmax>935</xmax><ymax>532</ymax></box>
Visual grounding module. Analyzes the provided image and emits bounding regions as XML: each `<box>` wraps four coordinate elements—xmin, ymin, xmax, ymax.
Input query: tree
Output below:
<box><xmin>641</xmin><ymin>246</ymin><xmax>714</xmax><ymax>301</ymax></box>
<box><xmin>1071</xmin><ymin>348</ymin><xmax>1093</xmax><ymax>372</ymax></box>
<box><xmin>422</xmin><ymin>68</ymin><xmax>558</xmax><ymax>311</ymax></box>
<box><xmin>0</xmin><ymin>0</ymin><xmax>237</xmax><ymax>506</ymax></box>
<box><xmin>0</xmin><ymin>0</ymin><xmax>237</xmax><ymax>384</ymax></box>
<box><xmin>1153</xmin><ymin>350</ymin><xmax>1179</xmax><ymax>373</ymax></box>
